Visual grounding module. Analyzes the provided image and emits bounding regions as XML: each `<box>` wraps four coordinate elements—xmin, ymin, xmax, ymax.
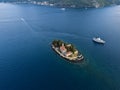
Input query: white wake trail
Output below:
<box><xmin>20</xmin><ymin>18</ymin><xmax>33</xmax><ymax>32</ymax></box>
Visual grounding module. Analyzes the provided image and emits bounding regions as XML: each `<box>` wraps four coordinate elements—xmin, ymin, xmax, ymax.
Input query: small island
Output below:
<box><xmin>51</xmin><ymin>40</ymin><xmax>84</xmax><ymax>62</ymax></box>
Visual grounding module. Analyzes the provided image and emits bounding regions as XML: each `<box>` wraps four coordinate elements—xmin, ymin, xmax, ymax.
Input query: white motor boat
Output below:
<box><xmin>61</xmin><ymin>8</ymin><xmax>65</xmax><ymax>11</ymax></box>
<box><xmin>93</xmin><ymin>37</ymin><xmax>105</xmax><ymax>44</ymax></box>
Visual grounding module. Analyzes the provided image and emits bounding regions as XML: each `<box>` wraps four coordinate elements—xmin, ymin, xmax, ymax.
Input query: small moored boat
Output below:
<box><xmin>61</xmin><ymin>8</ymin><xmax>66</xmax><ymax>11</ymax></box>
<box><xmin>93</xmin><ymin>37</ymin><xmax>105</xmax><ymax>44</ymax></box>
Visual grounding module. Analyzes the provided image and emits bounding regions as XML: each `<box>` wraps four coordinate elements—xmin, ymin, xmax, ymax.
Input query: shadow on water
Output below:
<box><xmin>50</xmin><ymin>39</ymin><xmax>118</xmax><ymax>89</ymax></box>
<box><xmin>50</xmin><ymin>44</ymin><xmax>120</xmax><ymax>89</ymax></box>
<box><xmin>64</xmin><ymin>58</ymin><xmax>119</xmax><ymax>90</ymax></box>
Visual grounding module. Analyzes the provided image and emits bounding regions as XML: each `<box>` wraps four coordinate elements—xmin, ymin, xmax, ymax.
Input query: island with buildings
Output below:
<box><xmin>51</xmin><ymin>40</ymin><xmax>84</xmax><ymax>62</ymax></box>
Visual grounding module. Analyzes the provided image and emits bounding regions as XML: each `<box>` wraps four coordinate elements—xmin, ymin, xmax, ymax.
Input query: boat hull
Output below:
<box><xmin>93</xmin><ymin>38</ymin><xmax>105</xmax><ymax>44</ymax></box>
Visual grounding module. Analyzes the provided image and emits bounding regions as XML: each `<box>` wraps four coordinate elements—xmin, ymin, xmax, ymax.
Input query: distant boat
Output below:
<box><xmin>93</xmin><ymin>37</ymin><xmax>105</xmax><ymax>44</ymax></box>
<box><xmin>61</xmin><ymin>8</ymin><xmax>65</xmax><ymax>11</ymax></box>
<box><xmin>20</xmin><ymin>18</ymin><xmax>25</xmax><ymax>21</ymax></box>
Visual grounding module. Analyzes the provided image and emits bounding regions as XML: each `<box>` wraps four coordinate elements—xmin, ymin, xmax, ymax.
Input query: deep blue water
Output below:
<box><xmin>0</xmin><ymin>3</ymin><xmax>120</xmax><ymax>90</ymax></box>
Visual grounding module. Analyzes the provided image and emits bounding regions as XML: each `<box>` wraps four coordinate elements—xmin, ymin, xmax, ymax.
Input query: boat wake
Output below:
<box><xmin>20</xmin><ymin>17</ymin><xmax>34</xmax><ymax>32</ymax></box>
<box><xmin>33</xmin><ymin>26</ymin><xmax>91</xmax><ymax>40</ymax></box>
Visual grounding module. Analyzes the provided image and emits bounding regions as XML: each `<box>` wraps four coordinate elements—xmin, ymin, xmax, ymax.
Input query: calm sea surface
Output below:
<box><xmin>0</xmin><ymin>3</ymin><xmax>120</xmax><ymax>90</ymax></box>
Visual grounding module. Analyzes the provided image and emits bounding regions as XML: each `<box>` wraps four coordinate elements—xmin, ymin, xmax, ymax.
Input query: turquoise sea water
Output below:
<box><xmin>0</xmin><ymin>3</ymin><xmax>120</xmax><ymax>90</ymax></box>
